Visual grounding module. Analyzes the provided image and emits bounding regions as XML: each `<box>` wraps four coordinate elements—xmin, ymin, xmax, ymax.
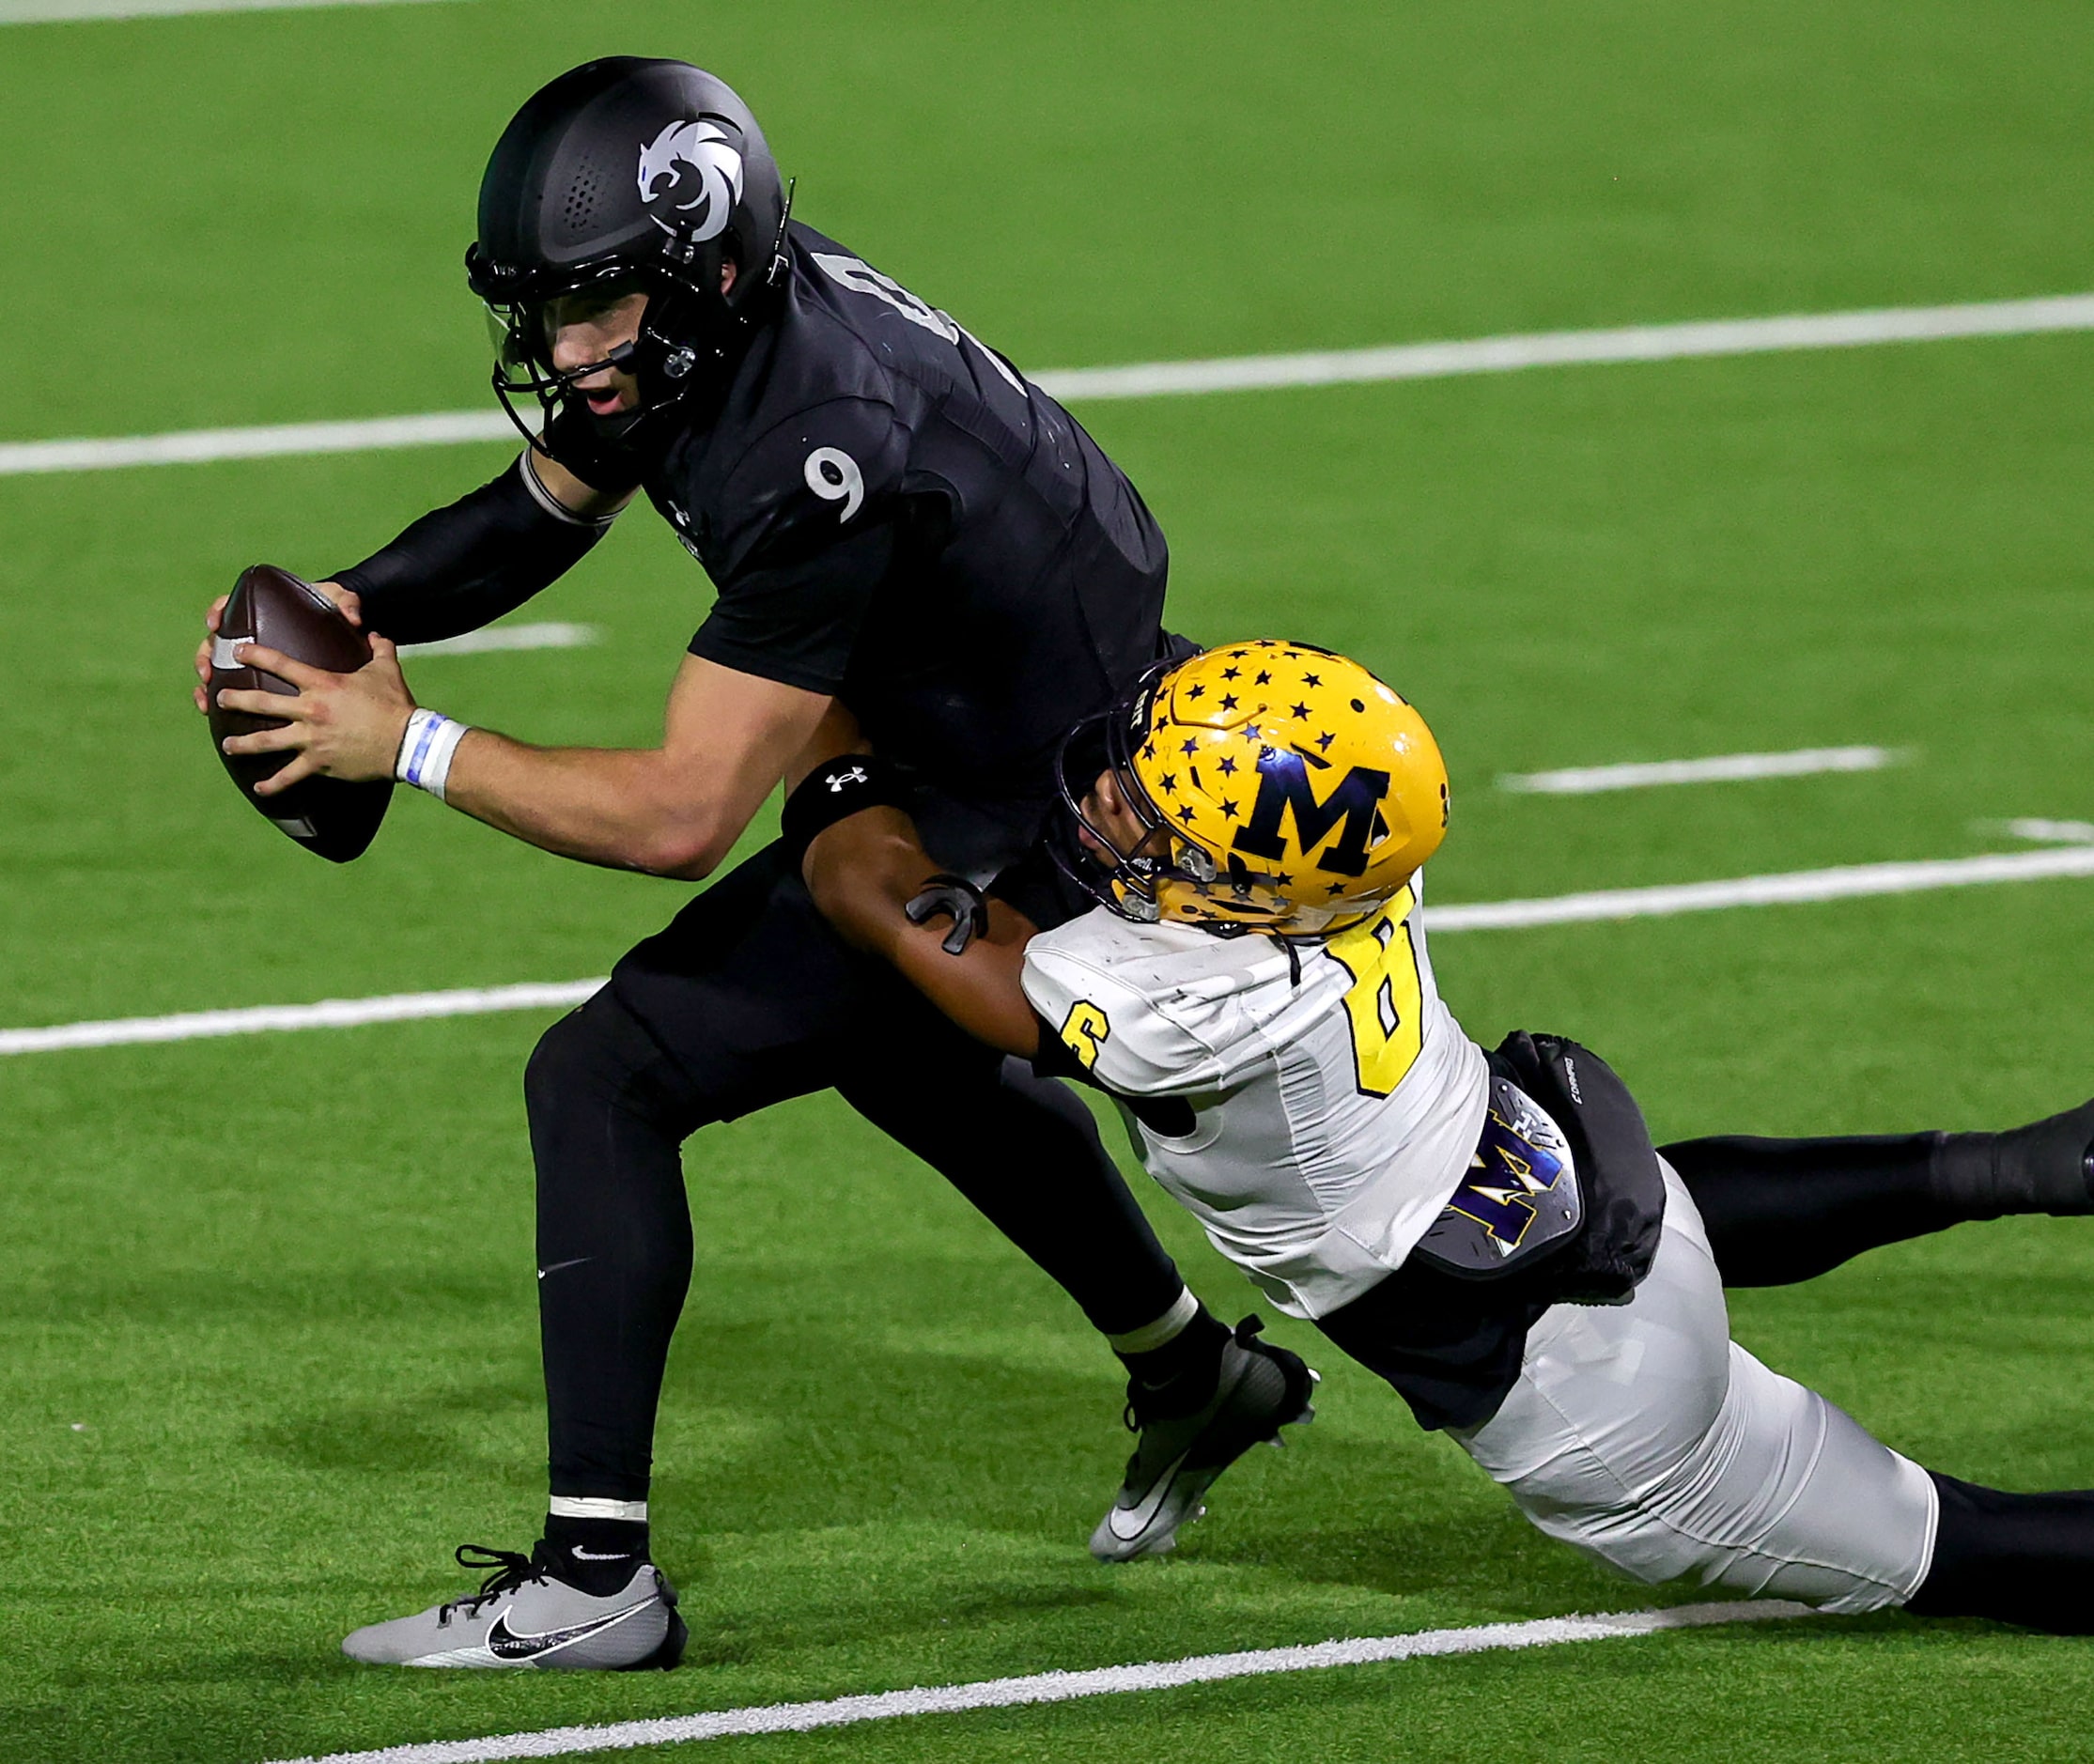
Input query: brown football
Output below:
<box><xmin>207</xmin><ymin>565</ymin><xmax>394</xmax><ymax>863</ymax></box>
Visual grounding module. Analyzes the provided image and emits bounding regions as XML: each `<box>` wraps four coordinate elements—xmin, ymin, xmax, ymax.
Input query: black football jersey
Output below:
<box><xmin>641</xmin><ymin>224</ymin><xmax>1171</xmax><ymax>869</ymax></box>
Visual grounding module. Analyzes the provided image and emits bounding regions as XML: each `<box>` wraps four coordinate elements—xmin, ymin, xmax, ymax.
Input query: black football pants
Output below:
<box><xmin>524</xmin><ymin>842</ymin><xmax>1186</xmax><ymax>1503</ymax></box>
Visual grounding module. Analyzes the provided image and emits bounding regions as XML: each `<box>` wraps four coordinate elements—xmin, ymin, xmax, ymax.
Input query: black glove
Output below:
<box><xmin>906</xmin><ymin>874</ymin><xmax>990</xmax><ymax>955</ymax></box>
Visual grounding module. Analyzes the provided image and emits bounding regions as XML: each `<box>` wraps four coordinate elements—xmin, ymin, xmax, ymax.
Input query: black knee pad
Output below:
<box><xmin>524</xmin><ymin>988</ymin><xmax>695</xmax><ymax>1142</ymax></box>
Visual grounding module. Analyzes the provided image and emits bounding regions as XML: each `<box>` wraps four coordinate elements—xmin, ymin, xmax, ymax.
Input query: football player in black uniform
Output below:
<box><xmin>197</xmin><ymin>59</ymin><xmax>1311</xmax><ymax>1669</ymax></box>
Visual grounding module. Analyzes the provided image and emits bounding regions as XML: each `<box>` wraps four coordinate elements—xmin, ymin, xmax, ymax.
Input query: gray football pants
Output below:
<box><xmin>1451</xmin><ymin>1163</ymin><xmax>1939</xmax><ymax>1612</ymax></box>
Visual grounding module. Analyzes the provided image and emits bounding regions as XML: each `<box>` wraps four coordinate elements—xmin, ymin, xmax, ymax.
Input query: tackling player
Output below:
<box><xmin>195</xmin><ymin>60</ymin><xmax>1311</xmax><ymax>1668</ymax></box>
<box><xmin>784</xmin><ymin>640</ymin><xmax>2094</xmax><ymax>1632</ymax></box>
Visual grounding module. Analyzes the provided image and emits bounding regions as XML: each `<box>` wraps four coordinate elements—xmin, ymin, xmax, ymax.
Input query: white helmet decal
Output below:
<box><xmin>636</xmin><ymin>119</ymin><xmax>745</xmax><ymax>241</ymax></box>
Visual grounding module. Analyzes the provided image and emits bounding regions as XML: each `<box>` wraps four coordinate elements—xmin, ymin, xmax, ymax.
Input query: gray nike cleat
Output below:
<box><xmin>342</xmin><ymin>1544</ymin><xmax>686</xmax><ymax>1669</ymax></box>
<box><xmin>1091</xmin><ymin>1316</ymin><xmax>1317</xmax><ymax>1563</ymax></box>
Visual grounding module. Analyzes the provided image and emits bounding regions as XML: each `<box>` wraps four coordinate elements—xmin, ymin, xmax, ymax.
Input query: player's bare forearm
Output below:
<box><xmin>896</xmin><ymin>895</ymin><xmax>1041</xmax><ymax>1060</ymax></box>
<box><xmin>802</xmin><ymin>805</ymin><xmax>1043</xmax><ymax>1059</ymax></box>
<box><xmin>442</xmin><ymin>658</ymin><xmax>830</xmax><ymax>877</ymax></box>
<box><xmin>437</xmin><ymin>733</ymin><xmax>742</xmax><ymax>877</ymax></box>
<box><xmin>218</xmin><ymin>646</ymin><xmax>830</xmax><ymax>880</ymax></box>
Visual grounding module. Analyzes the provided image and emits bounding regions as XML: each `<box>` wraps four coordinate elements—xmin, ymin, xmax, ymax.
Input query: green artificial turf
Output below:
<box><xmin>2</xmin><ymin>2</ymin><xmax>2092</xmax><ymax>1760</ymax></box>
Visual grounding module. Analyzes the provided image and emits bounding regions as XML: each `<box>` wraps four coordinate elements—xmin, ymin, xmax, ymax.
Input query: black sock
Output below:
<box><xmin>1906</xmin><ymin>1472</ymin><xmax>2094</xmax><ymax>1633</ymax></box>
<box><xmin>1931</xmin><ymin>1098</ymin><xmax>2094</xmax><ymax>1217</ymax></box>
<box><xmin>1664</xmin><ymin>1109</ymin><xmax>2094</xmax><ymax>1290</ymax></box>
<box><xmin>1118</xmin><ymin>1307</ymin><xmax>1232</xmax><ymax>1418</ymax></box>
<box><xmin>541</xmin><ymin>1512</ymin><xmax>650</xmax><ymax>1597</ymax></box>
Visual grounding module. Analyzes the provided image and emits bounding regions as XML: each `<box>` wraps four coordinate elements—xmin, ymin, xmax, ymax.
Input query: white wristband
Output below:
<box><xmin>395</xmin><ymin>707</ymin><xmax>470</xmax><ymax>803</ymax></box>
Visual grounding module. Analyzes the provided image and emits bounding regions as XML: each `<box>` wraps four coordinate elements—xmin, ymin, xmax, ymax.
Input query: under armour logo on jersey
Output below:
<box><xmin>804</xmin><ymin>447</ymin><xmax>864</xmax><ymax>521</ymax></box>
<box><xmin>637</xmin><ymin>119</ymin><xmax>744</xmax><ymax>242</ymax></box>
<box><xmin>824</xmin><ymin>766</ymin><xmax>868</xmax><ymax>792</ymax></box>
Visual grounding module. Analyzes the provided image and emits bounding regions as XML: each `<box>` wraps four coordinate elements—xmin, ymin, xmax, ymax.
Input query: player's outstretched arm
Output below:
<box><xmin>214</xmin><ymin>648</ymin><xmax>830</xmax><ymax>881</ymax></box>
<box><xmin>438</xmin><ymin>654</ymin><xmax>828</xmax><ymax>876</ymax></box>
<box><xmin>787</xmin><ymin>711</ymin><xmax>1043</xmax><ymax>1060</ymax></box>
<box><xmin>806</xmin><ymin>810</ymin><xmax>1043</xmax><ymax>1059</ymax></box>
<box><xmin>331</xmin><ymin>450</ymin><xmax>636</xmax><ymax>645</ymax></box>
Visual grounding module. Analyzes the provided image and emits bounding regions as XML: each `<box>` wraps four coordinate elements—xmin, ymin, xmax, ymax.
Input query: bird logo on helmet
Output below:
<box><xmin>637</xmin><ymin>119</ymin><xmax>746</xmax><ymax>242</ymax></box>
<box><xmin>1056</xmin><ymin>641</ymin><xmax>1450</xmax><ymax>938</ymax></box>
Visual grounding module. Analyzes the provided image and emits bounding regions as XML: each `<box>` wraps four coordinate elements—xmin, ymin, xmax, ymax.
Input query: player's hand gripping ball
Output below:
<box><xmin>206</xmin><ymin>565</ymin><xmax>394</xmax><ymax>862</ymax></box>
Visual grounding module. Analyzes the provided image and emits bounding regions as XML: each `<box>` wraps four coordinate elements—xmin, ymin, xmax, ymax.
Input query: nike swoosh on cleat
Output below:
<box><xmin>1109</xmin><ymin>1449</ymin><xmax>1191</xmax><ymax>1541</ymax></box>
<box><xmin>536</xmin><ymin>1257</ymin><xmax>593</xmax><ymax>1281</ymax></box>
<box><xmin>569</xmin><ymin>1547</ymin><xmax>634</xmax><ymax>1561</ymax></box>
<box><xmin>484</xmin><ymin>1601</ymin><xmax>653</xmax><ymax>1662</ymax></box>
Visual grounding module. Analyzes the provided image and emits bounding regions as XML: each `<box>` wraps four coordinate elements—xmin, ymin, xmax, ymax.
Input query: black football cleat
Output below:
<box><xmin>1090</xmin><ymin>1316</ymin><xmax>1317</xmax><ymax>1563</ymax></box>
<box><xmin>342</xmin><ymin>1542</ymin><xmax>685</xmax><ymax>1669</ymax></box>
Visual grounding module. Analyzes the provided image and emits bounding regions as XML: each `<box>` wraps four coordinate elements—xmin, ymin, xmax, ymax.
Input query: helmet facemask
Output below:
<box><xmin>1050</xmin><ymin>666</ymin><xmax>1296</xmax><ymax>936</ymax></box>
<box><xmin>470</xmin><ymin>208</ymin><xmax>787</xmax><ymax>457</ymax></box>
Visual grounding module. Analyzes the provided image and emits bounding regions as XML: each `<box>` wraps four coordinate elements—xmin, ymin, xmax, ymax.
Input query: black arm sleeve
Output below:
<box><xmin>777</xmin><ymin>751</ymin><xmax>906</xmax><ymax>865</ymax></box>
<box><xmin>333</xmin><ymin>457</ymin><xmax>614</xmax><ymax>645</ymax></box>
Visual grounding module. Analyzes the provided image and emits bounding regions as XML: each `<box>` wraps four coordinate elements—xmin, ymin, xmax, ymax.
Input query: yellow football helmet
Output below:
<box><xmin>1060</xmin><ymin>640</ymin><xmax>1450</xmax><ymax>936</ymax></box>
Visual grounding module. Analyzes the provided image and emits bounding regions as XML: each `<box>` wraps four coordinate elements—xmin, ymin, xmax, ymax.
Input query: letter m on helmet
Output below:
<box><xmin>1231</xmin><ymin>749</ymin><xmax>1390</xmax><ymax>876</ymax></box>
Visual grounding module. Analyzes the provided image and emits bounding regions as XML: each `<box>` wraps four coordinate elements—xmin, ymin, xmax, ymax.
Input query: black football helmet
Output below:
<box><xmin>465</xmin><ymin>57</ymin><xmax>792</xmax><ymax>459</ymax></box>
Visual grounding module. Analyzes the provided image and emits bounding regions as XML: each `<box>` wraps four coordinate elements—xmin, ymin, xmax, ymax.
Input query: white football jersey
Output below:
<box><xmin>1020</xmin><ymin>875</ymin><xmax>1489</xmax><ymax>1319</ymax></box>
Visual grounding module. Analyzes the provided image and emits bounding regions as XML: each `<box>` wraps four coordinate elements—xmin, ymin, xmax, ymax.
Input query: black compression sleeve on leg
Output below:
<box><xmin>333</xmin><ymin>456</ymin><xmax>613</xmax><ymax>645</ymax></box>
<box><xmin>527</xmin><ymin>989</ymin><xmax>702</xmax><ymax>1504</ymax></box>
<box><xmin>1660</xmin><ymin>1133</ymin><xmax>1958</xmax><ymax>1286</ymax></box>
<box><xmin>1906</xmin><ymin>1472</ymin><xmax>2094</xmax><ymax>1633</ymax></box>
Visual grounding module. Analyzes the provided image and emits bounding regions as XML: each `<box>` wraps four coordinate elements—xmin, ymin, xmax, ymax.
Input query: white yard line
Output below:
<box><xmin>0</xmin><ymin>0</ymin><xmax>458</xmax><ymax>21</ymax></box>
<box><xmin>0</xmin><ymin>410</ymin><xmax>514</xmax><ymax>476</ymax></box>
<box><xmin>9</xmin><ymin>843</ymin><xmax>2094</xmax><ymax>1058</ymax></box>
<box><xmin>1998</xmin><ymin>817</ymin><xmax>2094</xmax><ymax>846</ymax></box>
<box><xmin>266</xmin><ymin>1600</ymin><xmax>1808</xmax><ymax>1764</ymax></box>
<box><xmin>400</xmin><ymin>622</ymin><xmax>600</xmax><ymax>658</ymax></box>
<box><xmin>5</xmin><ymin>294</ymin><xmax>2092</xmax><ymax>477</ymax></box>
<box><xmin>1425</xmin><ymin>844</ymin><xmax>2094</xmax><ymax>932</ymax></box>
<box><xmin>1038</xmin><ymin>293</ymin><xmax>2094</xmax><ymax>401</ymax></box>
<box><xmin>0</xmin><ymin>981</ymin><xmax>603</xmax><ymax>1056</ymax></box>
<box><xmin>1499</xmin><ymin>746</ymin><xmax>1900</xmax><ymax>795</ymax></box>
